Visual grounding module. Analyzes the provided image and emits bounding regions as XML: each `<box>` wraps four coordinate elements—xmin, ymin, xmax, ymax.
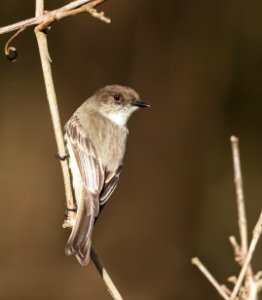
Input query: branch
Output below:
<box><xmin>193</xmin><ymin>136</ymin><xmax>262</xmax><ymax>299</ymax></box>
<box><xmin>191</xmin><ymin>257</ymin><xmax>230</xmax><ymax>300</ymax></box>
<box><xmin>230</xmin><ymin>136</ymin><xmax>249</xmax><ymax>258</ymax></box>
<box><xmin>0</xmin><ymin>0</ymin><xmax>109</xmax><ymax>35</ymax></box>
<box><xmin>34</xmin><ymin>1</ymin><xmax>122</xmax><ymax>299</ymax></box>
<box><xmin>35</xmin><ymin>28</ymin><xmax>76</xmax><ymax>225</ymax></box>
<box><xmin>230</xmin><ymin>211</ymin><xmax>262</xmax><ymax>299</ymax></box>
<box><xmin>91</xmin><ymin>247</ymin><xmax>123</xmax><ymax>300</ymax></box>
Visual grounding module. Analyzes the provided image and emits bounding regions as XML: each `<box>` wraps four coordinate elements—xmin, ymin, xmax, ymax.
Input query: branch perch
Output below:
<box><xmin>0</xmin><ymin>0</ymin><xmax>109</xmax><ymax>35</ymax></box>
<box><xmin>191</xmin><ymin>257</ymin><xmax>230</xmax><ymax>300</ymax></box>
<box><xmin>231</xmin><ymin>136</ymin><xmax>249</xmax><ymax>258</ymax></box>
<box><xmin>33</xmin><ymin>1</ymin><xmax>122</xmax><ymax>299</ymax></box>
<box><xmin>230</xmin><ymin>211</ymin><xmax>262</xmax><ymax>299</ymax></box>
<box><xmin>192</xmin><ymin>136</ymin><xmax>262</xmax><ymax>299</ymax></box>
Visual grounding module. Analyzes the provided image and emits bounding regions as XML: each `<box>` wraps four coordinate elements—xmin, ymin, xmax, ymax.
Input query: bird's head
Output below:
<box><xmin>89</xmin><ymin>85</ymin><xmax>150</xmax><ymax>127</ymax></box>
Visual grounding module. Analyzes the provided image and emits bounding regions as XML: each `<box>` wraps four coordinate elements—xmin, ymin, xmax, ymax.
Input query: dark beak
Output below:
<box><xmin>132</xmin><ymin>100</ymin><xmax>150</xmax><ymax>108</ymax></box>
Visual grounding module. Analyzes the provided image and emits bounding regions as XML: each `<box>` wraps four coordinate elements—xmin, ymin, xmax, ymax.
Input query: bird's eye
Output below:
<box><xmin>113</xmin><ymin>93</ymin><xmax>123</xmax><ymax>103</ymax></box>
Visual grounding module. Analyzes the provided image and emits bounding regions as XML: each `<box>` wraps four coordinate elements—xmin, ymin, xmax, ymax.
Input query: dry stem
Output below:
<box><xmin>33</xmin><ymin>1</ymin><xmax>123</xmax><ymax>299</ymax></box>
<box><xmin>91</xmin><ymin>247</ymin><xmax>123</xmax><ymax>300</ymax></box>
<box><xmin>230</xmin><ymin>211</ymin><xmax>262</xmax><ymax>299</ymax></box>
<box><xmin>34</xmin><ymin>2</ymin><xmax>75</xmax><ymax>223</ymax></box>
<box><xmin>191</xmin><ymin>257</ymin><xmax>230</xmax><ymax>300</ymax></box>
<box><xmin>192</xmin><ymin>136</ymin><xmax>262</xmax><ymax>299</ymax></box>
<box><xmin>230</xmin><ymin>136</ymin><xmax>248</xmax><ymax>258</ymax></box>
<box><xmin>0</xmin><ymin>0</ymin><xmax>109</xmax><ymax>35</ymax></box>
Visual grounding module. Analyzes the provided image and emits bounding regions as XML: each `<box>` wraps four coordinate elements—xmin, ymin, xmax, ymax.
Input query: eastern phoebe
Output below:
<box><xmin>64</xmin><ymin>85</ymin><xmax>150</xmax><ymax>265</ymax></box>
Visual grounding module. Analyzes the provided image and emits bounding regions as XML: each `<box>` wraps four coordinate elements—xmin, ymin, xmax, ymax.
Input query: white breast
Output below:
<box><xmin>105</xmin><ymin>106</ymin><xmax>138</xmax><ymax>127</ymax></box>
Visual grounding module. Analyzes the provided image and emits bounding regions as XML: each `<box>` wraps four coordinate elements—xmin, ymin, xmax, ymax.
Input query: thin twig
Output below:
<box><xmin>229</xmin><ymin>235</ymin><xmax>242</xmax><ymax>264</ymax></box>
<box><xmin>34</xmin><ymin>27</ymin><xmax>76</xmax><ymax>224</ymax></box>
<box><xmin>34</xmin><ymin>1</ymin><xmax>122</xmax><ymax>299</ymax></box>
<box><xmin>0</xmin><ymin>0</ymin><xmax>108</xmax><ymax>35</ymax></box>
<box><xmin>36</xmin><ymin>0</ymin><xmax>109</xmax><ymax>31</ymax></box>
<box><xmin>230</xmin><ymin>211</ymin><xmax>262</xmax><ymax>299</ymax></box>
<box><xmin>193</xmin><ymin>137</ymin><xmax>262</xmax><ymax>299</ymax></box>
<box><xmin>91</xmin><ymin>247</ymin><xmax>123</xmax><ymax>300</ymax></box>
<box><xmin>230</xmin><ymin>136</ymin><xmax>249</xmax><ymax>258</ymax></box>
<box><xmin>191</xmin><ymin>257</ymin><xmax>230</xmax><ymax>300</ymax></box>
<box><xmin>4</xmin><ymin>27</ymin><xmax>26</xmax><ymax>61</ymax></box>
<box><xmin>35</xmin><ymin>0</ymin><xmax>44</xmax><ymax>17</ymax></box>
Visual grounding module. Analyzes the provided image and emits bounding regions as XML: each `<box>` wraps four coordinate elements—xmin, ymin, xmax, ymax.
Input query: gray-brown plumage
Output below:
<box><xmin>64</xmin><ymin>85</ymin><xmax>150</xmax><ymax>266</ymax></box>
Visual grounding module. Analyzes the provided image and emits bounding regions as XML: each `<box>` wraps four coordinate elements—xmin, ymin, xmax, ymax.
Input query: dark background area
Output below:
<box><xmin>1</xmin><ymin>0</ymin><xmax>262</xmax><ymax>299</ymax></box>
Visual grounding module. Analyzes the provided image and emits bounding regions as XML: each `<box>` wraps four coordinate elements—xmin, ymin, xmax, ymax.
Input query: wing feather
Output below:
<box><xmin>99</xmin><ymin>167</ymin><xmax>122</xmax><ymax>206</ymax></box>
<box><xmin>65</xmin><ymin>113</ymin><xmax>122</xmax><ymax>265</ymax></box>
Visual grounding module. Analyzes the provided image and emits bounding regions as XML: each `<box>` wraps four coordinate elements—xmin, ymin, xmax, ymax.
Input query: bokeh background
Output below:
<box><xmin>1</xmin><ymin>1</ymin><xmax>262</xmax><ymax>299</ymax></box>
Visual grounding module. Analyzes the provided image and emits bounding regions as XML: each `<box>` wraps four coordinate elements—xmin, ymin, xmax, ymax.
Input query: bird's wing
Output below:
<box><xmin>99</xmin><ymin>167</ymin><xmax>122</xmax><ymax>206</ymax></box>
<box><xmin>67</xmin><ymin>114</ymin><xmax>105</xmax><ymax>203</ymax></box>
<box><xmin>65</xmin><ymin>114</ymin><xmax>105</xmax><ymax>265</ymax></box>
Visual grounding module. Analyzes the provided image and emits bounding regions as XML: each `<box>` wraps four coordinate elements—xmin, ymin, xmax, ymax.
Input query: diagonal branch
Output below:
<box><xmin>230</xmin><ymin>211</ymin><xmax>262</xmax><ymax>299</ymax></box>
<box><xmin>191</xmin><ymin>257</ymin><xmax>230</xmax><ymax>300</ymax></box>
<box><xmin>193</xmin><ymin>136</ymin><xmax>262</xmax><ymax>299</ymax></box>
<box><xmin>0</xmin><ymin>0</ymin><xmax>108</xmax><ymax>35</ymax></box>
<box><xmin>91</xmin><ymin>247</ymin><xmax>123</xmax><ymax>300</ymax></box>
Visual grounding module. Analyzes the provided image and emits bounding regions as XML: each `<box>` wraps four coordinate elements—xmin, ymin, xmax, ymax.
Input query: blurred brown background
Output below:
<box><xmin>1</xmin><ymin>0</ymin><xmax>262</xmax><ymax>299</ymax></box>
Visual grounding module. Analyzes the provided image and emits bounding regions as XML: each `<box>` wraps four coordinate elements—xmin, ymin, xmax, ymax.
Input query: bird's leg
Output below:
<box><xmin>64</xmin><ymin>202</ymin><xmax>78</xmax><ymax>217</ymax></box>
<box><xmin>55</xmin><ymin>152</ymin><xmax>68</xmax><ymax>161</ymax></box>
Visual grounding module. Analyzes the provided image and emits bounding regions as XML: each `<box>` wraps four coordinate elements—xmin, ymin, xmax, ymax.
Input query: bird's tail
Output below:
<box><xmin>65</xmin><ymin>194</ymin><xmax>98</xmax><ymax>266</ymax></box>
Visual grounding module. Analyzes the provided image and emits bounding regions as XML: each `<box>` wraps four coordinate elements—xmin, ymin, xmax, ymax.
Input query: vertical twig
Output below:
<box><xmin>35</xmin><ymin>0</ymin><xmax>44</xmax><ymax>17</ymax></box>
<box><xmin>34</xmin><ymin>0</ymin><xmax>75</xmax><ymax>223</ymax></box>
<box><xmin>231</xmin><ymin>136</ymin><xmax>248</xmax><ymax>257</ymax></box>
<box><xmin>34</xmin><ymin>1</ymin><xmax>123</xmax><ymax>299</ymax></box>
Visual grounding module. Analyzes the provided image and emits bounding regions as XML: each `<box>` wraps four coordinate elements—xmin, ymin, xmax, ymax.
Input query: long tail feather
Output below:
<box><xmin>65</xmin><ymin>194</ymin><xmax>96</xmax><ymax>266</ymax></box>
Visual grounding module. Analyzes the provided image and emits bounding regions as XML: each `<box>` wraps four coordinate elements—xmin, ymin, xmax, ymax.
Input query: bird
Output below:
<box><xmin>64</xmin><ymin>85</ymin><xmax>150</xmax><ymax>265</ymax></box>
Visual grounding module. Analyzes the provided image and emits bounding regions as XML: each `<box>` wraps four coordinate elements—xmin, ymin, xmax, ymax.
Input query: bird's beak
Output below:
<box><xmin>132</xmin><ymin>100</ymin><xmax>150</xmax><ymax>108</ymax></box>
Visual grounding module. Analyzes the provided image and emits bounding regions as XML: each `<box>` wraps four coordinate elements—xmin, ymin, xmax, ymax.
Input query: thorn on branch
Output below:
<box><xmin>254</xmin><ymin>271</ymin><xmax>262</xmax><ymax>281</ymax></box>
<box><xmin>87</xmin><ymin>8</ymin><xmax>111</xmax><ymax>23</ymax></box>
<box><xmin>62</xmin><ymin>217</ymin><xmax>76</xmax><ymax>229</ymax></box>
<box><xmin>228</xmin><ymin>276</ymin><xmax>237</xmax><ymax>284</ymax></box>
<box><xmin>229</xmin><ymin>236</ymin><xmax>244</xmax><ymax>265</ymax></box>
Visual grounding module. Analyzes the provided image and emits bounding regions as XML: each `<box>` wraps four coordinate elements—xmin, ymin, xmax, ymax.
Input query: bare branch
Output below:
<box><xmin>91</xmin><ymin>247</ymin><xmax>123</xmax><ymax>300</ymax></box>
<box><xmin>230</xmin><ymin>211</ymin><xmax>262</xmax><ymax>299</ymax></box>
<box><xmin>35</xmin><ymin>0</ymin><xmax>44</xmax><ymax>17</ymax></box>
<box><xmin>229</xmin><ymin>235</ymin><xmax>242</xmax><ymax>264</ymax></box>
<box><xmin>193</xmin><ymin>136</ymin><xmax>262</xmax><ymax>299</ymax></box>
<box><xmin>34</xmin><ymin>27</ymin><xmax>76</xmax><ymax>223</ymax></box>
<box><xmin>230</xmin><ymin>136</ymin><xmax>249</xmax><ymax>258</ymax></box>
<box><xmin>0</xmin><ymin>0</ymin><xmax>108</xmax><ymax>35</ymax></box>
<box><xmin>191</xmin><ymin>257</ymin><xmax>230</xmax><ymax>300</ymax></box>
<box><xmin>33</xmin><ymin>2</ymin><xmax>122</xmax><ymax>299</ymax></box>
